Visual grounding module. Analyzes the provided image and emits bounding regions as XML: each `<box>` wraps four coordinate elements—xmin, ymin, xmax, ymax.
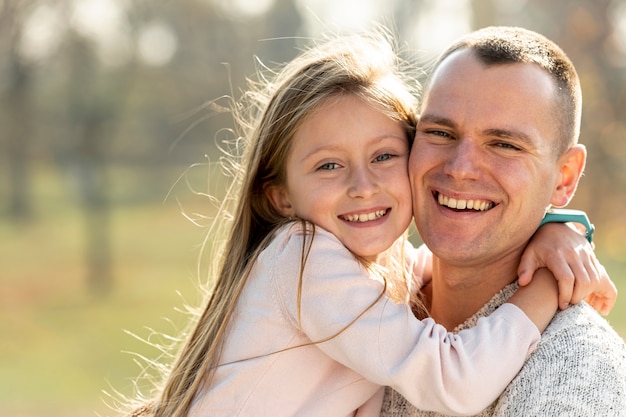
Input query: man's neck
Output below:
<box><xmin>426</xmin><ymin>258</ymin><xmax>520</xmax><ymax>331</ymax></box>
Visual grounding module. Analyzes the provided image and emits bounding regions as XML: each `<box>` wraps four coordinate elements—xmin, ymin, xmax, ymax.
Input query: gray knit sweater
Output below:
<box><xmin>381</xmin><ymin>284</ymin><xmax>626</xmax><ymax>417</ymax></box>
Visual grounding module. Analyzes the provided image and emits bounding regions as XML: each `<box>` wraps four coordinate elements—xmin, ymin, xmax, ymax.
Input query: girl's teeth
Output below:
<box><xmin>345</xmin><ymin>210</ymin><xmax>386</xmax><ymax>222</ymax></box>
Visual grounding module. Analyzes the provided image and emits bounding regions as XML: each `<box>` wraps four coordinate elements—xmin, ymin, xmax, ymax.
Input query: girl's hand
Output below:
<box><xmin>517</xmin><ymin>223</ymin><xmax>617</xmax><ymax>315</ymax></box>
<box><xmin>583</xmin><ymin>263</ymin><xmax>617</xmax><ymax>316</ymax></box>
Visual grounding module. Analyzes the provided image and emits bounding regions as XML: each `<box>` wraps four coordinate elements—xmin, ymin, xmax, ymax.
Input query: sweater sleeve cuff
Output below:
<box><xmin>498</xmin><ymin>303</ymin><xmax>542</xmax><ymax>356</ymax></box>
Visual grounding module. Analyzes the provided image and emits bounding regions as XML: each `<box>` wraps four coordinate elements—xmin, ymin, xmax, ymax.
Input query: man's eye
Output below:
<box><xmin>429</xmin><ymin>130</ymin><xmax>451</xmax><ymax>138</ymax></box>
<box><xmin>318</xmin><ymin>162</ymin><xmax>340</xmax><ymax>171</ymax></box>
<box><xmin>495</xmin><ymin>142</ymin><xmax>522</xmax><ymax>151</ymax></box>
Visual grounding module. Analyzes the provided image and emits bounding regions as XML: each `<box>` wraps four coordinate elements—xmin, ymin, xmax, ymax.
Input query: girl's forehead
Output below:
<box><xmin>290</xmin><ymin>96</ymin><xmax>407</xmax><ymax>158</ymax></box>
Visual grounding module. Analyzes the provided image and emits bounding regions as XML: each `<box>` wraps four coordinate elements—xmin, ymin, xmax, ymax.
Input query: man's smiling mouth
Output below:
<box><xmin>437</xmin><ymin>192</ymin><xmax>494</xmax><ymax>211</ymax></box>
<box><xmin>342</xmin><ymin>209</ymin><xmax>388</xmax><ymax>223</ymax></box>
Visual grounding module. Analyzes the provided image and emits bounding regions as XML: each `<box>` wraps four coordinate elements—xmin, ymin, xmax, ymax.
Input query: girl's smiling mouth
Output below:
<box><xmin>340</xmin><ymin>209</ymin><xmax>389</xmax><ymax>223</ymax></box>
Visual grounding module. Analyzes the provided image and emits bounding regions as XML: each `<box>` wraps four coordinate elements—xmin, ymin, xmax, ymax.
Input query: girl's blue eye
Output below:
<box><xmin>374</xmin><ymin>153</ymin><xmax>393</xmax><ymax>162</ymax></box>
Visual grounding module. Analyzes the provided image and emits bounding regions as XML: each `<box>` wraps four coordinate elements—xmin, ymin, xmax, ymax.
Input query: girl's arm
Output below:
<box><xmin>404</xmin><ymin>240</ymin><xmax>560</xmax><ymax>332</ymax></box>
<box><xmin>281</xmin><ymin>229</ymin><xmax>539</xmax><ymax>414</ymax></box>
<box><xmin>277</xmin><ymin>228</ymin><xmax>600</xmax><ymax>414</ymax></box>
<box><xmin>517</xmin><ymin>222</ymin><xmax>617</xmax><ymax>315</ymax></box>
<box><xmin>507</xmin><ymin>268</ymin><xmax>558</xmax><ymax>332</ymax></box>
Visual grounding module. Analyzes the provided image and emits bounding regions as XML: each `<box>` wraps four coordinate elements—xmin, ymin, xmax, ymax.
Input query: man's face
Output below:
<box><xmin>410</xmin><ymin>49</ymin><xmax>563</xmax><ymax>268</ymax></box>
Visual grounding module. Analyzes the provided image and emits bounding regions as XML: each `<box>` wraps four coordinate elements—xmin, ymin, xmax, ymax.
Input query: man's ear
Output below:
<box><xmin>551</xmin><ymin>144</ymin><xmax>587</xmax><ymax>207</ymax></box>
<box><xmin>265</xmin><ymin>184</ymin><xmax>296</xmax><ymax>217</ymax></box>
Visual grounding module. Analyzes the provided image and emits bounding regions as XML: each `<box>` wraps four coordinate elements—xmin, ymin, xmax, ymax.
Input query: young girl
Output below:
<box><xmin>127</xmin><ymin>34</ymin><xmax>615</xmax><ymax>417</ymax></box>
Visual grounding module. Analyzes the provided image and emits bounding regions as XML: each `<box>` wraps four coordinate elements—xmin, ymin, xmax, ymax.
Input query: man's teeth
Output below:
<box><xmin>344</xmin><ymin>210</ymin><xmax>387</xmax><ymax>223</ymax></box>
<box><xmin>438</xmin><ymin>194</ymin><xmax>493</xmax><ymax>211</ymax></box>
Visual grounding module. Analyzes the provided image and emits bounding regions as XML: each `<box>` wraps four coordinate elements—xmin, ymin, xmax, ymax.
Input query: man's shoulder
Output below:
<box><xmin>541</xmin><ymin>302</ymin><xmax>625</xmax><ymax>346</ymax></box>
<box><xmin>380</xmin><ymin>302</ymin><xmax>626</xmax><ymax>417</ymax></box>
<box><xmin>493</xmin><ymin>302</ymin><xmax>626</xmax><ymax>416</ymax></box>
<box><xmin>530</xmin><ymin>302</ymin><xmax>626</xmax><ymax>376</ymax></box>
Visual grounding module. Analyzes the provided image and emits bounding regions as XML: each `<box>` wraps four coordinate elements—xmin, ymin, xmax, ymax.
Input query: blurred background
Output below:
<box><xmin>1</xmin><ymin>0</ymin><xmax>624</xmax><ymax>416</ymax></box>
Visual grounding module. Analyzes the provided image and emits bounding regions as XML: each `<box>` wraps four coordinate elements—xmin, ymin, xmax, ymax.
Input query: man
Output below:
<box><xmin>381</xmin><ymin>26</ymin><xmax>626</xmax><ymax>416</ymax></box>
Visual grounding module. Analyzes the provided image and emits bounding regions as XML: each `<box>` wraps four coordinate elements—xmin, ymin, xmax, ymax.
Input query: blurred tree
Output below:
<box><xmin>53</xmin><ymin>0</ymin><xmax>304</xmax><ymax>294</ymax></box>
<box><xmin>63</xmin><ymin>32</ymin><xmax>116</xmax><ymax>296</ymax></box>
<box><xmin>0</xmin><ymin>0</ymin><xmax>35</xmax><ymax>222</ymax></box>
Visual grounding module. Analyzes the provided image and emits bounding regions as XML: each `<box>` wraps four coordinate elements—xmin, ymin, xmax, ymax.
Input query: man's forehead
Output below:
<box><xmin>423</xmin><ymin>49</ymin><xmax>556</xmax><ymax>108</ymax></box>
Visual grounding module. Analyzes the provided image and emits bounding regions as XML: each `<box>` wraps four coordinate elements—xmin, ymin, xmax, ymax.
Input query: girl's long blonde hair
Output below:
<box><xmin>128</xmin><ymin>30</ymin><xmax>420</xmax><ymax>417</ymax></box>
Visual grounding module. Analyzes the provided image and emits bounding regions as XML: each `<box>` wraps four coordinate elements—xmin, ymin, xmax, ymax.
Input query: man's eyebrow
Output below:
<box><xmin>484</xmin><ymin>128</ymin><xmax>535</xmax><ymax>145</ymax></box>
<box><xmin>417</xmin><ymin>114</ymin><xmax>456</xmax><ymax>128</ymax></box>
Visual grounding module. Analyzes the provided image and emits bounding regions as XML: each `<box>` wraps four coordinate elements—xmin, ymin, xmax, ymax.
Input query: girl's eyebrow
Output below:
<box><xmin>299</xmin><ymin>134</ymin><xmax>407</xmax><ymax>163</ymax></box>
<box><xmin>298</xmin><ymin>143</ymin><xmax>343</xmax><ymax>163</ymax></box>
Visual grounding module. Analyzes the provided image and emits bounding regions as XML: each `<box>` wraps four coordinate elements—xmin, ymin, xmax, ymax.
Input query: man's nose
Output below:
<box><xmin>443</xmin><ymin>138</ymin><xmax>482</xmax><ymax>180</ymax></box>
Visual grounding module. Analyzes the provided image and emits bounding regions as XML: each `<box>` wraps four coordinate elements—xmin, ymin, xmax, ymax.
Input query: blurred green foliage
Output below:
<box><xmin>0</xmin><ymin>165</ymin><xmax>208</xmax><ymax>416</ymax></box>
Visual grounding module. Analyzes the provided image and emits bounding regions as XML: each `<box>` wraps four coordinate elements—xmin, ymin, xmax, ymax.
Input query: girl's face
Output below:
<box><xmin>268</xmin><ymin>95</ymin><xmax>413</xmax><ymax>261</ymax></box>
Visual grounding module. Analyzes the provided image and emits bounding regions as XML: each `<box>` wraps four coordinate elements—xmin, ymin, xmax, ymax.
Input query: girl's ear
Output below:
<box><xmin>265</xmin><ymin>184</ymin><xmax>296</xmax><ymax>217</ymax></box>
<box><xmin>551</xmin><ymin>144</ymin><xmax>587</xmax><ymax>207</ymax></box>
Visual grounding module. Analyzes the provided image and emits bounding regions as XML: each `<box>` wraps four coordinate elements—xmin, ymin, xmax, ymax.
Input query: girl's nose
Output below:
<box><xmin>347</xmin><ymin>166</ymin><xmax>379</xmax><ymax>198</ymax></box>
